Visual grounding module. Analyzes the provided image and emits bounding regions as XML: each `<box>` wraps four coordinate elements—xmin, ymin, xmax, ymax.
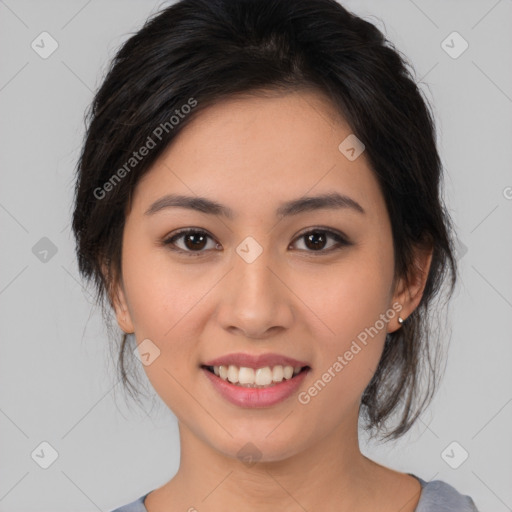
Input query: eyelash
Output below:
<box><xmin>162</xmin><ymin>227</ymin><xmax>352</xmax><ymax>257</ymax></box>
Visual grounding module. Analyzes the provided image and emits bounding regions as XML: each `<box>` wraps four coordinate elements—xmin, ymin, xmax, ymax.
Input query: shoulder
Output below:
<box><xmin>106</xmin><ymin>479</ymin><xmax>481</xmax><ymax>512</ymax></box>
<box><xmin>109</xmin><ymin>492</ymin><xmax>150</xmax><ymax>512</ymax></box>
<box><xmin>413</xmin><ymin>475</ymin><xmax>480</xmax><ymax>512</ymax></box>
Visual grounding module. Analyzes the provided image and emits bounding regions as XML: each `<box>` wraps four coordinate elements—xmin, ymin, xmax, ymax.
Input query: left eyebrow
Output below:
<box><xmin>144</xmin><ymin>192</ymin><xmax>365</xmax><ymax>219</ymax></box>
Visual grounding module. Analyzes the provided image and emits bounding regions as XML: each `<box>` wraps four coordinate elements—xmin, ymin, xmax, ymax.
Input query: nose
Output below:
<box><xmin>215</xmin><ymin>245</ymin><xmax>294</xmax><ymax>340</ymax></box>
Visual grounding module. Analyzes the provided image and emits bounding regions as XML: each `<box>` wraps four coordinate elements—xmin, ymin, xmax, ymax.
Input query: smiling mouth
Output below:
<box><xmin>201</xmin><ymin>364</ymin><xmax>311</xmax><ymax>388</ymax></box>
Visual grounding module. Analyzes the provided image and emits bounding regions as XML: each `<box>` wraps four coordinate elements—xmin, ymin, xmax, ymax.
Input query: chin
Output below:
<box><xmin>208</xmin><ymin>429</ymin><xmax>308</xmax><ymax>466</ymax></box>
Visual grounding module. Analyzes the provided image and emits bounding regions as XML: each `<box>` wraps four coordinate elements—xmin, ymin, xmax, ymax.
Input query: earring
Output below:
<box><xmin>398</xmin><ymin>316</ymin><xmax>404</xmax><ymax>325</ymax></box>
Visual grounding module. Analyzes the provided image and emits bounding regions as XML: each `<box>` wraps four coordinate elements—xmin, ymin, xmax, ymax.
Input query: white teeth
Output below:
<box><xmin>283</xmin><ymin>366</ymin><xmax>294</xmax><ymax>379</ymax></box>
<box><xmin>238</xmin><ymin>367</ymin><xmax>255</xmax><ymax>385</ymax></box>
<box><xmin>255</xmin><ymin>367</ymin><xmax>273</xmax><ymax>386</ymax></box>
<box><xmin>210</xmin><ymin>364</ymin><xmax>305</xmax><ymax>387</ymax></box>
<box><xmin>227</xmin><ymin>365</ymin><xmax>239</xmax><ymax>384</ymax></box>
<box><xmin>272</xmin><ymin>365</ymin><xmax>284</xmax><ymax>382</ymax></box>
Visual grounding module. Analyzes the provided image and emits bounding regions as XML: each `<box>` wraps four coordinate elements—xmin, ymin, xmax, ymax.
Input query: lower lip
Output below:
<box><xmin>201</xmin><ymin>367</ymin><xmax>310</xmax><ymax>408</ymax></box>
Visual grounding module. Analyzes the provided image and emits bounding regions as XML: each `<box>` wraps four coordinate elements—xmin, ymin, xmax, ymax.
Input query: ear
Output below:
<box><xmin>101</xmin><ymin>261</ymin><xmax>135</xmax><ymax>334</ymax></box>
<box><xmin>388</xmin><ymin>243</ymin><xmax>433</xmax><ymax>333</ymax></box>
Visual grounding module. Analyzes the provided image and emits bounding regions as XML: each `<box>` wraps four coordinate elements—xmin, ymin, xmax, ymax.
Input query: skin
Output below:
<box><xmin>109</xmin><ymin>89</ymin><xmax>433</xmax><ymax>512</ymax></box>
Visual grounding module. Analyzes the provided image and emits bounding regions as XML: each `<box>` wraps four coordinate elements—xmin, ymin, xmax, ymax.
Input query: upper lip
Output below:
<box><xmin>202</xmin><ymin>352</ymin><xmax>310</xmax><ymax>369</ymax></box>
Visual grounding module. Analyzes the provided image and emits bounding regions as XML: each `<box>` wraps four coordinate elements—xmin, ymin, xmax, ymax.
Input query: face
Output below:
<box><xmin>111</xmin><ymin>90</ymin><xmax>428</xmax><ymax>463</ymax></box>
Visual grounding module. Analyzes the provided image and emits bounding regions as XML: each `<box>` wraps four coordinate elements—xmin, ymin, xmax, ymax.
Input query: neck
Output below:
<box><xmin>159</xmin><ymin>407</ymin><xmax>380</xmax><ymax>511</ymax></box>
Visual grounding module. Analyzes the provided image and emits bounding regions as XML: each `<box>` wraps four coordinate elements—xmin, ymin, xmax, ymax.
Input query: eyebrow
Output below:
<box><xmin>144</xmin><ymin>192</ymin><xmax>365</xmax><ymax>218</ymax></box>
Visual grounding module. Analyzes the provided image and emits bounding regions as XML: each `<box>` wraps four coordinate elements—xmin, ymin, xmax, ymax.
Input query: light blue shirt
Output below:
<box><xmin>109</xmin><ymin>474</ymin><xmax>480</xmax><ymax>511</ymax></box>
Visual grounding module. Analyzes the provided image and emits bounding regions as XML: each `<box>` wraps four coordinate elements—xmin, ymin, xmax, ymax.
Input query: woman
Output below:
<box><xmin>71</xmin><ymin>0</ymin><xmax>480</xmax><ymax>510</ymax></box>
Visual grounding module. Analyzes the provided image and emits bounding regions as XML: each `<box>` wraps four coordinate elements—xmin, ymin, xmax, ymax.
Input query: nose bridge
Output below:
<box><xmin>216</xmin><ymin>235</ymin><xmax>292</xmax><ymax>337</ymax></box>
<box><xmin>236</xmin><ymin>239</ymin><xmax>273</xmax><ymax>292</ymax></box>
<box><xmin>232</xmin><ymin>236</ymin><xmax>278</xmax><ymax>306</ymax></box>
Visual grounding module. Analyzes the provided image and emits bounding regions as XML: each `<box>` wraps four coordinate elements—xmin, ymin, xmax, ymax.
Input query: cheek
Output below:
<box><xmin>120</xmin><ymin>236</ymin><xmax>224</xmax><ymax>403</ymax></box>
<box><xmin>121</xmin><ymin>234</ymin><xmax>207</xmax><ymax>340</ymax></box>
<box><xmin>300</xmin><ymin>246</ymin><xmax>394</xmax><ymax>338</ymax></box>
<box><xmin>296</xmin><ymin>247</ymin><xmax>394</xmax><ymax>394</ymax></box>
<box><xmin>121</xmin><ymin>256</ymin><xmax>201</xmax><ymax>416</ymax></box>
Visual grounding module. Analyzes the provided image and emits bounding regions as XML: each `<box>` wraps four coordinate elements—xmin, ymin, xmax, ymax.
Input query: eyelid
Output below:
<box><xmin>293</xmin><ymin>226</ymin><xmax>350</xmax><ymax>244</ymax></box>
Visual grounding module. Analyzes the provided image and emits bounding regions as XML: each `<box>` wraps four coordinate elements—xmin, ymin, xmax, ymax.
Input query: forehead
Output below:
<box><xmin>131</xmin><ymin>90</ymin><xmax>386</xmax><ymax>223</ymax></box>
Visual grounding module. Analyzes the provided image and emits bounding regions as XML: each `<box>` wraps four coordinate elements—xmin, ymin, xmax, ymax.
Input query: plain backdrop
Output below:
<box><xmin>0</xmin><ymin>1</ymin><xmax>511</xmax><ymax>511</ymax></box>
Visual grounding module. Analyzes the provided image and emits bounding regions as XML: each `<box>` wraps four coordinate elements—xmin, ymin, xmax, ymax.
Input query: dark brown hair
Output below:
<box><xmin>71</xmin><ymin>0</ymin><xmax>458</xmax><ymax>441</ymax></box>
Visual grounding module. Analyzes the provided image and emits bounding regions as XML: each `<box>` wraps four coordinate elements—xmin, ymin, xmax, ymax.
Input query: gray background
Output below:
<box><xmin>0</xmin><ymin>1</ymin><xmax>511</xmax><ymax>511</ymax></box>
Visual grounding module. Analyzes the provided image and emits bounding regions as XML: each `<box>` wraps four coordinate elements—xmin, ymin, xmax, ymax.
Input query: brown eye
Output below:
<box><xmin>164</xmin><ymin>229</ymin><xmax>218</xmax><ymax>255</ymax></box>
<box><xmin>304</xmin><ymin>231</ymin><xmax>328</xmax><ymax>251</ymax></box>
<box><xmin>181</xmin><ymin>231</ymin><xmax>208</xmax><ymax>250</ymax></box>
<box><xmin>292</xmin><ymin>229</ymin><xmax>351</xmax><ymax>253</ymax></box>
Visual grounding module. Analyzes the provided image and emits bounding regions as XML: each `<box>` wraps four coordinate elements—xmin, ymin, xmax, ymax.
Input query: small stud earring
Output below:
<box><xmin>398</xmin><ymin>316</ymin><xmax>404</xmax><ymax>325</ymax></box>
